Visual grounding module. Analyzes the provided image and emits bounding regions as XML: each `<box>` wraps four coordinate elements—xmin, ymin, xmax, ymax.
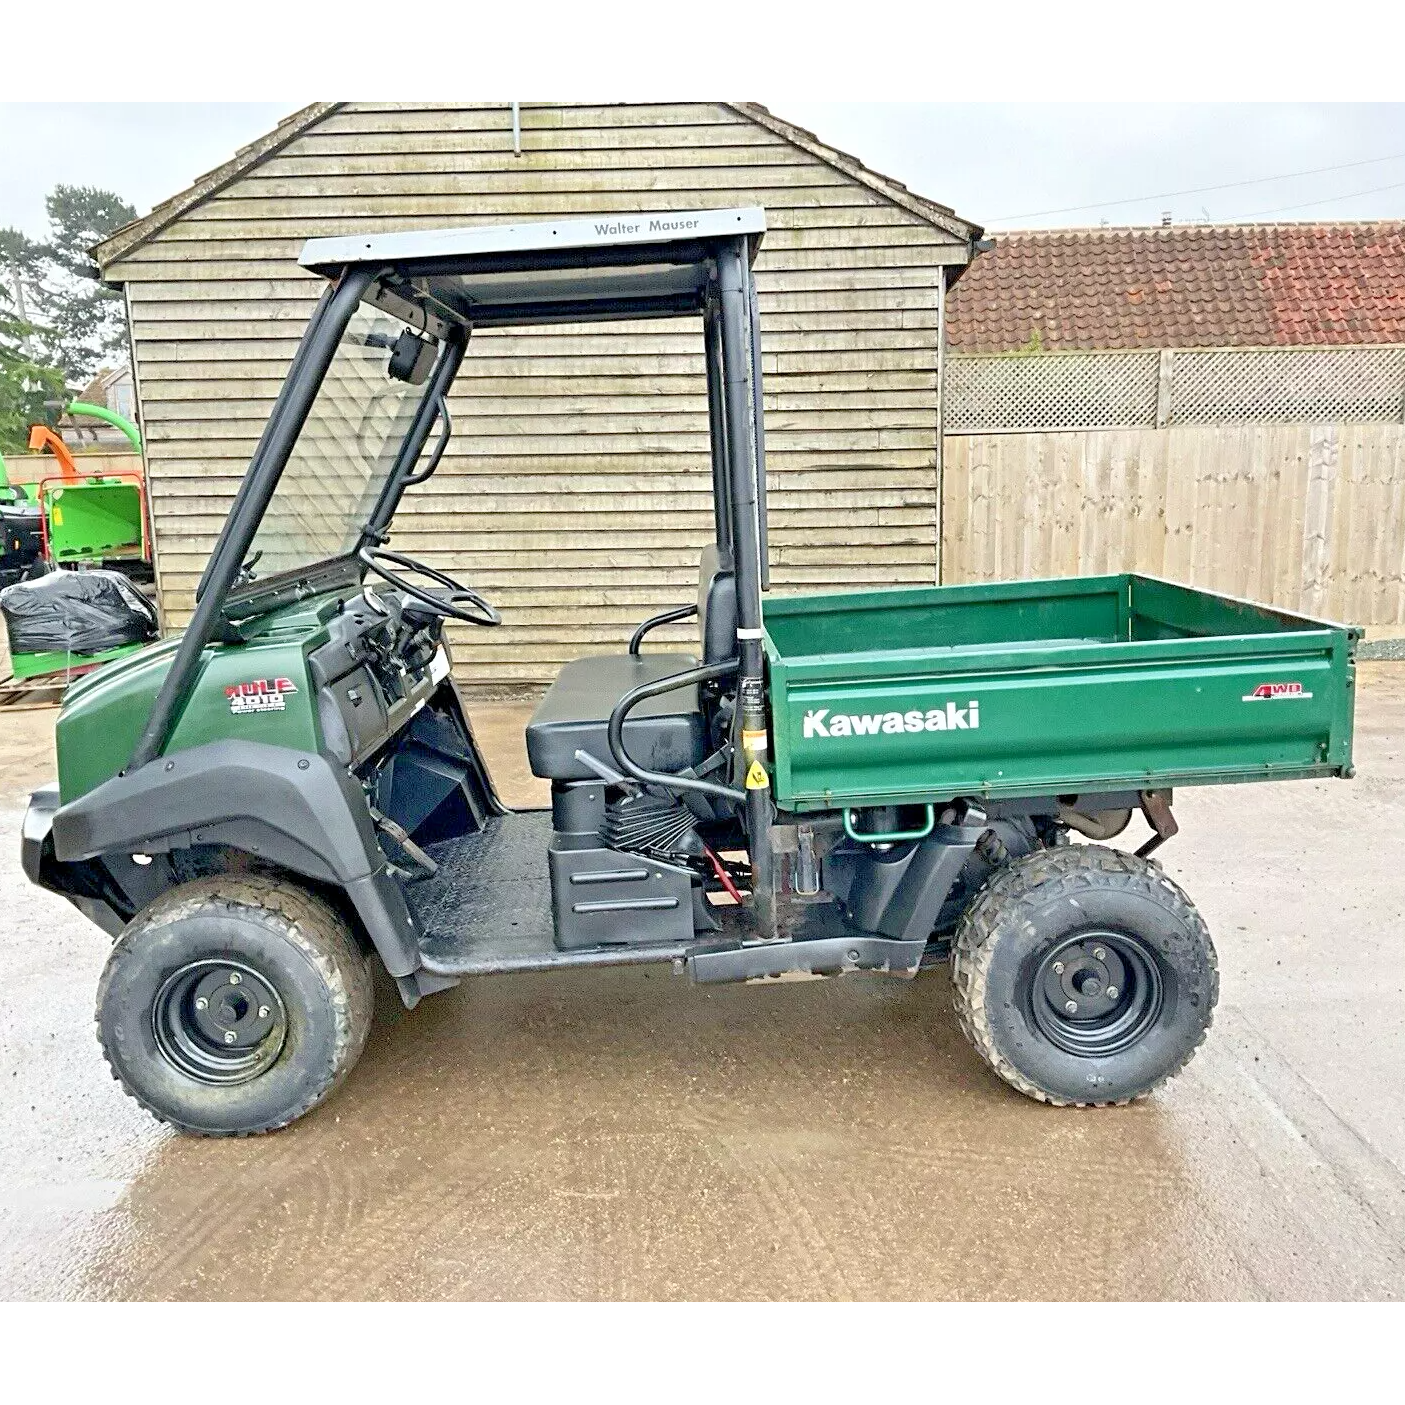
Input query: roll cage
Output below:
<box><xmin>129</xmin><ymin>209</ymin><xmax>774</xmax><ymax>834</ymax></box>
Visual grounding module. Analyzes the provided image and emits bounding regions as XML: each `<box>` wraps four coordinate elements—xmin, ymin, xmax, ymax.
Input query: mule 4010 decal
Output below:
<box><xmin>802</xmin><ymin>701</ymin><xmax>980</xmax><ymax>739</ymax></box>
<box><xmin>226</xmin><ymin>677</ymin><xmax>299</xmax><ymax>715</ymax></box>
<box><xmin>1243</xmin><ymin>681</ymin><xmax>1312</xmax><ymax>702</ymax></box>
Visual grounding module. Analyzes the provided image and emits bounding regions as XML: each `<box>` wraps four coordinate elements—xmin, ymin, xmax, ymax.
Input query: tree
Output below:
<box><xmin>0</xmin><ymin>183</ymin><xmax>135</xmax><ymax>447</ymax></box>
<box><xmin>34</xmin><ymin>185</ymin><xmax>137</xmax><ymax>388</ymax></box>
<box><xmin>0</xmin><ymin>287</ymin><xmax>65</xmax><ymax>456</ymax></box>
<box><xmin>0</xmin><ymin>226</ymin><xmax>48</xmax><ymax>351</ymax></box>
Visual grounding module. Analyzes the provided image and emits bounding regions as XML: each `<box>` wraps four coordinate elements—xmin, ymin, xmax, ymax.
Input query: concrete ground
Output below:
<box><xmin>1</xmin><ymin>669</ymin><xmax>1402</xmax><ymax>1301</ymax></box>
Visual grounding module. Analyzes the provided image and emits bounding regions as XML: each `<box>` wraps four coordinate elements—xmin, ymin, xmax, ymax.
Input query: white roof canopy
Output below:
<box><xmin>299</xmin><ymin>208</ymin><xmax>766</xmax><ymax>333</ymax></box>
<box><xmin>300</xmin><ymin>207</ymin><xmax>765</xmax><ymax>269</ymax></box>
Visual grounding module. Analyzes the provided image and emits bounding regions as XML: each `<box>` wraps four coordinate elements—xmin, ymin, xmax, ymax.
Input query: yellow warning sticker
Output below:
<box><xmin>745</xmin><ymin>760</ymin><xmax>770</xmax><ymax>790</ymax></box>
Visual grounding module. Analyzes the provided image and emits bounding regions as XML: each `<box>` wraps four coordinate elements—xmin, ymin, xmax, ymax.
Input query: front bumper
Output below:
<box><xmin>20</xmin><ymin>782</ymin><xmax>60</xmax><ymax>886</ymax></box>
<box><xmin>20</xmin><ymin>782</ymin><xmax>123</xmax><ymax>936</ymax></box>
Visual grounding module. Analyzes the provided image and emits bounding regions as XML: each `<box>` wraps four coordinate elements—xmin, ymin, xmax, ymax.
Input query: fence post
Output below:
<box><xmin>1156</xmin><ymin>349</ymin><xmax>1175</xmax><ymax>428</ymax></box>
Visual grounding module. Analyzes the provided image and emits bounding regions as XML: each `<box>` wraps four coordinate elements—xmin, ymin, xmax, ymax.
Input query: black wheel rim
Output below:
<box><xmin>152</xmin><ymin>959</ymin><xmax>287</xmax><ymax>1085</ymax></box>
<box><xmin>1030</xmin><ymin>929</ymin><xmax>1165</xmax><ymax>1058</ymax></box>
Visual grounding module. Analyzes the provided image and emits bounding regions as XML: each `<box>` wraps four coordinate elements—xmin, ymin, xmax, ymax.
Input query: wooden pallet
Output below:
<box><xmin>0</xmin><ymin>664</ymin><xmax>100</xmax><ymax>710</ymax></box>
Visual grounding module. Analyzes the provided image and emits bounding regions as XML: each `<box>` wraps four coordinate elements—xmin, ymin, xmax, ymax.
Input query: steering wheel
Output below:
<box><xmin>357</xmin><ymin>547</ymin><xmax>502</xmax><ymax>627</ymax></box>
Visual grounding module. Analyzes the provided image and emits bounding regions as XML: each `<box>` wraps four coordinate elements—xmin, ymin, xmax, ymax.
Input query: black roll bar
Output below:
<box><xmin>717</xmin><ymin>240</ymin><xmax>776</xmax><ymax>936</ymax></box>
<box><xmin>703</xmin><ymin>299</ymin><xmax>733</xmax><ymax>562</ymax></box>
<box><xmin>746</xmin><ymin>262</ymin><xmax>770</xmax><ymax>591</ymax></box>
<box><xmin>360</xmin><ymin>323</ymin><xmax>468</xmax><ymax>545</ymax></box>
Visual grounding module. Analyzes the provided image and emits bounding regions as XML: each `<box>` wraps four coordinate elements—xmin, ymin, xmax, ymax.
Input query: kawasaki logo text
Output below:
<box><xmin>802</xmin><ymin>703</ymin><xmax>980</xmax><ymax>739</ymax></box>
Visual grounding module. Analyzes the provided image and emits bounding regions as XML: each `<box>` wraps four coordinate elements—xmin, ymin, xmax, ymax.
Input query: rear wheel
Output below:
<box><xmin>96</xmin><ymin>875</ymin><xmax>374</xmax><ymax>1136</ymax></box>
<box><xmin>950</xmin><ymin>844</ymin><xmax>1217</xmax><ymax>1105</ymax></box>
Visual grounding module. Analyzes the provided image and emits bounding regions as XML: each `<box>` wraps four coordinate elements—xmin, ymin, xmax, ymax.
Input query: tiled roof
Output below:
<box><xmin>947</xmin><ymin>222</ymin><xmax>1405</xmax><ymax>351</ymax></box>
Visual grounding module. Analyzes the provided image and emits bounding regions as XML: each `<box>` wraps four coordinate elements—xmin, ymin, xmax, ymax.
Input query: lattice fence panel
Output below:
<box><xmin>947</xmin><ymin>346</ymin><xmax>1405</xmax><ymax>432</ymax></box>
<box><xmin>946</xmin><ymin>352</ymin><xmax>1159</xmax><ymax>432</ymax></box>
<box><xmin>1170</xmin><ymin>347</ymin><xmax>1405</xmax><ymax>425</ymax></box>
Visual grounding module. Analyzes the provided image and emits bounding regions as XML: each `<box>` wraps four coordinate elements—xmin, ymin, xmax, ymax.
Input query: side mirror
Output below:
<box><xmin>387</xmin><ymin>329</ymin><xmax>437</xmax><ymax>385</ymax></box>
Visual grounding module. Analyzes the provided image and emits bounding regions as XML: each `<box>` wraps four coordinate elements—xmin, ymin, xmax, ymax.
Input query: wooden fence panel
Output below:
<box><xmin>942</xmin><ymin>424</ymin><xmax>1405</xmax><ymax>626</ymax></box>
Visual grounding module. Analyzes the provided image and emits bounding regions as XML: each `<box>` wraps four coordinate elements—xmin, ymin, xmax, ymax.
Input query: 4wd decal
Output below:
<box><xmin>1242</xmin><ymin>681</ymin><xmax>1312</xmax><ymax>702</ymax></box>
<box><xmin>226</xmin><ymin>677</ymin><xmax>299</xmax><ymax>715</ymax></box>
<box><xmin>802</xmin><ymin>701</ymin><xmax>980</xmax><ymax>740</ymax></box>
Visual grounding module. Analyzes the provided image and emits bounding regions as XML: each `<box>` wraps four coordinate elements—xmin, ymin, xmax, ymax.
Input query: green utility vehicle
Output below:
<box><xmin>22</xmin><ymin>209</ymin><xmax>1359</xmax><ymax>1135</ymax></box>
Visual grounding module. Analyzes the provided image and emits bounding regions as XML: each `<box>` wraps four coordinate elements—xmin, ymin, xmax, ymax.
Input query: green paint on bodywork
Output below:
<box><xmin>764</xmin><ymin>574</ymin><xmax>1360</xmax><ymax>812</ymax></box>
<box><xmin>66</xmin><ymin>401</ymin><xmax>143</xmax><ymax>452</ymax></box>
<box><xmin>56</xmin><ymin>593</ymin><xmax>345</xmax><ymax>803</ymax></box>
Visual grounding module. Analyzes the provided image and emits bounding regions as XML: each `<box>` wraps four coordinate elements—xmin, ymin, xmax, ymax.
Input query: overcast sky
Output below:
<box><xmin>3</xmin><ymin>101</ymin><xmax>1404</xmax><ymax>239</ymax></box>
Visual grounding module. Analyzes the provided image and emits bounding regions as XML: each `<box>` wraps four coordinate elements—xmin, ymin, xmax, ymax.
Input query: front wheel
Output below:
<box><xmin>950</xmin><ymin>845</ymin><xmax>1217</xmax><ymax>1105</ymax></box>
<box><xmin>96</xmin><ymin>876</ymin><xmax>374</xmax><ymax>1136</ymax></box>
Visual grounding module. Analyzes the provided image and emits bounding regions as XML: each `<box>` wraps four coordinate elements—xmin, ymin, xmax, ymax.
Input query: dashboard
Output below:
<box><xmin>307</xmin><ymin>590</ymin><xmax>448</xmax><ymax>767</ymax></box>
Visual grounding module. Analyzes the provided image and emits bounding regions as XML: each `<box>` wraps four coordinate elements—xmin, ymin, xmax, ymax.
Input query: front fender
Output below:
<box><xmin>52</xmin><ymin>741</ymin><xmax>378</xmax><ymax>883</ymax></box>
<box><xmin>47</xmin><ymin>741</ymin><xmax>421</xmax><ymax>977</ymax></box>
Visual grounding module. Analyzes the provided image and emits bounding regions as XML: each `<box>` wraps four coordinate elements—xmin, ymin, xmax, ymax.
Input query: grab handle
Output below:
<box><xmin>607</xmin><ymin>657</ymin><xmax>746</xmax><ymax>805</ymax></box>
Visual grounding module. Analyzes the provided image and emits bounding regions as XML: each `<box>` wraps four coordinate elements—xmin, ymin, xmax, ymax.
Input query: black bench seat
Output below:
<box><xmin>525</xmin><ymin>652</ymin><xmax>708</xmax><ymax>782</ymax></box>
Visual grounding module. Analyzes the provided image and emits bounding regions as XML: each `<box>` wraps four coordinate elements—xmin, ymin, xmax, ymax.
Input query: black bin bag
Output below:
<box><xmin>0</xmin><ymin>568</ymin><xmax>158</xmax><ymax>657</ymax></box>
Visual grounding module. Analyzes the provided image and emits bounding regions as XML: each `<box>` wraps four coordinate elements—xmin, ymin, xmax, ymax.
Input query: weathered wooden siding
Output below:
<box><xmin>943</xmin><ymin>423</ymin><xmax>1405</xmax><ymax>625</ymax></box>
<box><xmin>110</xmin><ymin>103</ymin><xmax>968</xmax><ymax>685</ymax></box>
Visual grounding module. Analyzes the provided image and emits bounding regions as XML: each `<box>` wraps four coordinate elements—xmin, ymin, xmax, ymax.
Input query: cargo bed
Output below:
<box><xmin>763</xmin><ymin>574</ymin><xmax>1359</xmax><ymax>811</ymax></box>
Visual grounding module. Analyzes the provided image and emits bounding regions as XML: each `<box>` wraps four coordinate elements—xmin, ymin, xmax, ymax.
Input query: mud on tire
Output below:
<box><xmin>950</xmin><ymin>844</ymin><xmax>1218</xmax><ymax>1106</ymax></box>
<box><xmin>96</xmin><ymin>875</ymin><xmax>374</xmax><ymax>1136</ymax></box>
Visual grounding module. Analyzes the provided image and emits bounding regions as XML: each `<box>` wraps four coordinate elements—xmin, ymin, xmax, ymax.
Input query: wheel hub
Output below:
<box><xmin>153</xmin><ymin>960</ymin><xmax>287</xmax><ymax>1085</ymax></box>
<box><xmin>1031</xmin><ymin>930</ymin><xmax>1164</xmax><ymax>1058</ymax></box>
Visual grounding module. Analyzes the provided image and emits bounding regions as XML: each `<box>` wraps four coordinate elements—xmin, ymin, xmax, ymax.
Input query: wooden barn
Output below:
<box><xmin>93</xmin><ymin>102</ymin><xmax>981</xmax><ymax>688</ymax></box>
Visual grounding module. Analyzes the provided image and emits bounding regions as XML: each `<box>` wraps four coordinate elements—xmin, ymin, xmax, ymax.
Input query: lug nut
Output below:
<box><xmin>228</xmin><ymin>972</ymin><xmax>242</xmax><ymax>985</ymax></box>
<box><xmin>1106</xmin><ymin>986</ymin><xmax>1119</xmax><ymax>999</ymax></box>
<box><xmin>1064</xmin><ymin>999</ymin><xmax>1078</xmax><ymax>1014</ymax></box>
<box><xmin>1053</xmin><ymin>961</ymin><xmax>1065</xmax><ymax>974</ymax></box>
<box><xmin>1093</xmin><ymin>947</ymin><xmax>1106</xmax><ymax>961</ymax></box>
<box><xmin>258</xmin><ymin>1006</ymin><xmax>270</xmax><ymax>1019</ymax></box>
<box><xmin>194</xmin><ymin>996</ymin><xmax>208</xmax><ymax>1010</ymax></box>
<box><xmin>223</xmin><ymin>1031</ymin><xmax>237</xmax><ymax>1044</ymax></box>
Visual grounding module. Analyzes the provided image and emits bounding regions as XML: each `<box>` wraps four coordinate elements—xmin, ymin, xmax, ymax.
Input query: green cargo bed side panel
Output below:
<box><xmin>763</xmin><ymin>573</ymin><xmax>1358</xmax><ymax>811</ymax></box>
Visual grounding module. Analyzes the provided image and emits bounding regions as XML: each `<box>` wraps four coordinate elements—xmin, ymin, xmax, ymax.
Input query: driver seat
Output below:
<box><xmin>524</xmin><ymin>550</ymin><xmax>736</xmax><ymax>784</ymax></box>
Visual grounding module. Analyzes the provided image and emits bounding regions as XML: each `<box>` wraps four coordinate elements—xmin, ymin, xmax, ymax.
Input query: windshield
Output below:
<box><xmin>241</xmin><ymin>304</ymin><xmax>436</xmax><ymax>581</ymax></box>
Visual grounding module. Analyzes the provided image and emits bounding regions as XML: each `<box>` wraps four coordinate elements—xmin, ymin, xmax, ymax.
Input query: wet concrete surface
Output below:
<box><xmin>1</xmin><ymin>673</ymin><xmax>1402</xmax><ymax>1300</ymax></box>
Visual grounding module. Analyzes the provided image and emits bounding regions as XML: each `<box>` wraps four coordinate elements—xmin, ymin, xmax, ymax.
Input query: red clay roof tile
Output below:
<box><xmin>948</xmin><ymin>222</ymin><xmax>1405</xmax><ymax>351</ymax></box>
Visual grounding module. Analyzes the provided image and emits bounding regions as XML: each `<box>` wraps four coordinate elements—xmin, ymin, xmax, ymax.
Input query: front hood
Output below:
<box><xmin>55</xmin><ymin>606</ymin><xmax>333</xmax><ymax>804</ymax></box>
<box><xmin>61</xmin><ymin>634</ymin><xmax>182</xmax><ymax>708</ymax></box>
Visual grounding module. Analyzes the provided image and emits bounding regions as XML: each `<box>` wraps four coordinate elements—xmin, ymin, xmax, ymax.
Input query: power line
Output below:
<box><xmin>991</xmin><ymin>152</ymin><xmax>1405</xmax><ymax>221</ymax></box>
<box><xmin>1239</xmin><ymin>177</ymin><xmax>1405</xmax><ymax>218</ymax></box>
